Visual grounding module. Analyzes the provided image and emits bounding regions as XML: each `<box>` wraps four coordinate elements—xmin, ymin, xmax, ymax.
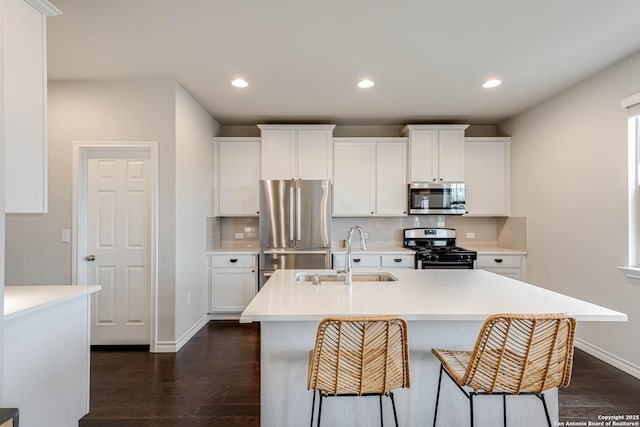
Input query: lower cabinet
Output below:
<box><xmin>209</xmin><ymin>255</ymin><xmax>257</xmax><ymax>313</ymax></box>
<box><xmin>333</xmin><ymin>253</ymin><xmax>414</xmax><ymax>270</ymax></box>
<box><xmin>476</xmin><ymin>254</ymin><xmax>526</xmax><ymax>280</ymax></box>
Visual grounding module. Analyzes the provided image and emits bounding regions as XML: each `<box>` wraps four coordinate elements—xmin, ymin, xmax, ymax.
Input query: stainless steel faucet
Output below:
<box><xmin>342</xmin><ymin>225</ymin><xmax>368</xmax><ymax>285</ymax></box>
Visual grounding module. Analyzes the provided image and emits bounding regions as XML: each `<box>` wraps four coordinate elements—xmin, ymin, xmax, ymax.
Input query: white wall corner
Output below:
<box><xmin>152</xmin><ymin>315</ymin><xmax>209</xmax><ymax>353</ymax></box>
<box><xmin>575</xmin><ymin>337</ymin><xmax>640</xmax><ymax>380</ymax></box>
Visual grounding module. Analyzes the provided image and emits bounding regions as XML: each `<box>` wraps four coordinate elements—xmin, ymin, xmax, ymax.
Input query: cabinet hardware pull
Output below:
<box><xmin>229</xmin><ymin>258</ymin><xmax>238</xmax><ymax>263</ymax></box>
<box><xmin>394</xmin><ymin>258</ymin><xmax>402</xmax><ymax>262</ymax></box>
<box><xmin>353</xmin><ymin>258</ymin><xmax>361</xmax><ymax>263</ymax></box>
<box><xmin>494</xmin><ymin>259</ymin><xmax>503</xmax><ymax>263</ymax></box>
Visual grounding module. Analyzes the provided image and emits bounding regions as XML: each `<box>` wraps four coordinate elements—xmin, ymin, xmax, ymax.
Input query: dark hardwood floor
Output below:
<box><xmin>81</xmin><ymin>321</ymin><xmax>640</xmax><ymax>426</ymax></box>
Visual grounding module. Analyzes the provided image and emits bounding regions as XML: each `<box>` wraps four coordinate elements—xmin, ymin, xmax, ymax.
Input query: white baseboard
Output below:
<box><xmin>208</xmin><ymin>313</ymin><xmax>241</xmax><ymax>321</ymax></box>
<box><xmin>575</xmin><ymin>338</ymin><xmax>640</xmax><ymax>380</ymax></box>
<box><xmin>153</xmin><ymin>315</ymin><xmax>209</xmax><ymax>353</ymax></box>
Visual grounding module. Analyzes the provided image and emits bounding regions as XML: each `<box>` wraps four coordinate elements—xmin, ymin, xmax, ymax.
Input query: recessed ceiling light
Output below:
<box><xmin>231</xmin><ymin>78</ymin><xmax>248</xmax><ymax>88</ymax></box>
<box><xmin>482</xmin><ymin>79</ymin><xmax>502</xmax><ymax>89</ymax></box>
<box><xmin>357</xmin><ymin>79</ymin><xmax>375</xmax><ymax>89</ymax></box>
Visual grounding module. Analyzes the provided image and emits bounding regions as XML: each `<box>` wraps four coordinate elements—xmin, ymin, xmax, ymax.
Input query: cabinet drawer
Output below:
<box><xmin>477</xmin><ymin>255</ymin><xmax>521</xmax><ymax>268</ymax></box>
<box><xmin>381</xmin><ymin>255</ymin><xmax>414</xmax><ymax>268</ymax></box>
<box><xmin>211</xmin><ymin>255</ymin><xmax>256</xmax><ymax>268</ymax></box>
<box><xmin>333</xmin><ymin>254</ymin><xmax>380</xmax><ymax>269</ymax></box>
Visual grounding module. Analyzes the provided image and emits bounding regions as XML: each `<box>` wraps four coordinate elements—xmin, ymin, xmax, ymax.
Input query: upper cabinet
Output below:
<box><xmin>333</xmin><ymin>138</ymin><xmax>407</xmax><ymax>217</ymax></box>
<box><xmin>258</xmin><ymin>124</ymin><xmax>335</xmax><ymax>180</ymax></box>
<box><xmin>2</xmin><ymin>0</ymin><xmax>61</xmax><ymax>213</ymax></box>
<box><xmin>402</xmin><ymin>125</ymin><xmax>469</xmax><ymax>183</ymax></box>
<box><xmin>214</xmin><ymin>137</ymin><xmax>261</xmax><ymax>216</ymax></box>
<box><xmin>464</xmin><ymin>137</ymin><xmax>511</xmax><ymax>216</ymax></box>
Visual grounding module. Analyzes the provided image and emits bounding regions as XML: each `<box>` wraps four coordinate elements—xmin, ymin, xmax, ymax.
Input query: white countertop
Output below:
<box><xmin>240</xmin><ymin>269</ymin><xmax>626</xmax><ymax>323</ymax></box>
<box><xmin>331</xmin><ymin>245</ymin><xmax>414</xmax><ymax>255</ymax></box>
<box><xmin>462</xmin><ymin>245</ymin><xmax>528</xmax><ymax>255</ymax></box>
<box><xmin>4</xmin><ymin>285</ymin><xmax>101</xmax><ymax>321</ymax></box>
<box><xmin>206</xmin><ymin>243</ymin><xmax>260</xmax><ymax>255</ymax></box>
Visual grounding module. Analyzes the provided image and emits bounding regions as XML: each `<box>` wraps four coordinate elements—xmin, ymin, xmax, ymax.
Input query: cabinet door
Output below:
<box><xmin>261</xmin><ymin>129</ymin><xmax>296</xmax><ymax>180</ymax></box>
<box><xmin>297</xmin><ymin>129</ymin><xmax>332</xmax><ymax>180</ymax></box>
<box><xmin>333</xmin><ymin>142</ymin><xmax>375</xmax><ymax>216</ymax></box>
<box><xmin>409</xmin><ymin>130</ymin><xmax>438</xmax><ymax>182</ymax></box>
<box><xmin>464</xmin><ymin>140</ymin><xmax>509</xmax><ymax>215</ymax></box>
<box><xmin>376</xmin><ymin>142</ymin><xmax>407</xmax><ymax>215</ymax></box>
<box><xmin>210</xmin><ymin>268</ymin><xmax>257</xmax><ymax>312</ymax></box>
<box><xmin>437</xmin><ymin>129</ymin><xmax>465</xmax><ymax>182</ymax></box>
<box><xmin>4</xmin><ymin>0</ymin><xmax>47</xmax><ymax>213</ymax></box>
<box><xmin>218</xmin><ymin>141</ymin><xmax>260</xmax><ymax>215</ymax></box>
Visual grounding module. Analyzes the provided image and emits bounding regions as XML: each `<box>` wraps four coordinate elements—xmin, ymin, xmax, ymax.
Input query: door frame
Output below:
<box><xmin>71</xmin><ymin>141</ymin><xmax>159</xmax><ymax>351</ymax></box>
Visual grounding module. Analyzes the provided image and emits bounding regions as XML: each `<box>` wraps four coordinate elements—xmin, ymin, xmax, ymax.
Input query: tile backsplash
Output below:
<box><xmin>214</xmin><ymin>215</ymin><xmax>521</xmax><ymax>249</ymax></box>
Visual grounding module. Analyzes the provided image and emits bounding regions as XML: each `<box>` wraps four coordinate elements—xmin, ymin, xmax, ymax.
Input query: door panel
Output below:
<box><xmin>295</xmin><ymin>180</ymin><xmax>331</xmax><ymax>248</ymax></box>
<box><xmin>87</xmin><ymin>157</ymin><xmax>150</xmax><ymax>344</ymax></box>
<box><xmin>259</xmin><ymin>180</ymin><xmax>295</xmax><ymax>249</ymax></box>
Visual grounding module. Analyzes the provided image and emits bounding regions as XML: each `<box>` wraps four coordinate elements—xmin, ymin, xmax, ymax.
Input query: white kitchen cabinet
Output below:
<box><xmin>464</xmin><ymin>137</ymin><xmax>511</xmax><ymax>216</ymax></box>
<box><xmin>214</xmin><ymin>137</ymin><xmax>260</xmax><ymax>216</ymax></box>
<box><xmin>258</xmin><ymin>124</ymin><xmax>335</xmax><ymax>180</ymax></box>
<box><xmin>209</xmin><ymin>254</ymin><xmax>257</xmax><ymax>313</ymax></box>
<box><xmin>2</xmin><ymin>0</ymin><xmax>60</xmax><ymax>213</ymax></box>
<box><xmin>477</xmin><ymin>254</ymin><xmax>525</xmax><ymax>280</ymax></box>
<box><xmin>333</xmin><ymin>138</ymin><xmax>407</xmax><ymax>216</ymax></box>
<box><xmin>402</xmin><ymin>125</ymin><xmax>469</xmax><ymax>183</ymax></box>
<box><xmin>333</xmin><ymin>253</ymin><xmax>414</xmax><ymax>270</ymax></box>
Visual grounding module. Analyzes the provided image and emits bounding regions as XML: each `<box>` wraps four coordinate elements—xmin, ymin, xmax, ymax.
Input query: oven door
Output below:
<box><xmin>421</xmin><ymin>260</ymin><xmax>476</xmax><ymax>269</ymax></box>
<box><xmin>409</xmin><ymin>183</ymin><xmax>466</xmax><ymax>214</ymax></box>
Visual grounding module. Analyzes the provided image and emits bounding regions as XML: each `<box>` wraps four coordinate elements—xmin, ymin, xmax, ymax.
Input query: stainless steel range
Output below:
<box><xmin>403</xmin><ymin>228</ymin><xmax>477</xmax><ymax>269</ymax></box>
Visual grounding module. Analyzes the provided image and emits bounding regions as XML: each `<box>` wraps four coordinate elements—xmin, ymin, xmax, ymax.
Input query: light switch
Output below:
<box><xmin>61</xmin><ymin>228</ymin><xmax>71</xmax><ymax>243</ymax></box>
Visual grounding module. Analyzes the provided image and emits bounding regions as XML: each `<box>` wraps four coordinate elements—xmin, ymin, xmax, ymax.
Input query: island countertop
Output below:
<box><xmin>4</xmin><ymin>285</ymin><xmax>101</xmax><ymax>321</ymax></box>
<box><xmin>240</xmin><ymin>269</ymin><xmax>626</xmax><ymax>323</ymax></box>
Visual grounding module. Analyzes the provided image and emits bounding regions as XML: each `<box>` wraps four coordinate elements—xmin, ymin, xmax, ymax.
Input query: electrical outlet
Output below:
<box><xmin>60</xmin><ymin>228</ymin><xmax>71</xmax><ymax>243</ymax></box>
<box><xmin>466</xmin><ymin>232</ymin><xmax>476</xmax><ymax>239</ymax></box>
<box><xmin>186</xmin><ymin>292</ymin><xmax>191</xmax><ymax>305</ymax></box>
<box><xmin>234</xmin><ymin>232</ymin><xmax>244</xmax><ymax>239</ymax></box>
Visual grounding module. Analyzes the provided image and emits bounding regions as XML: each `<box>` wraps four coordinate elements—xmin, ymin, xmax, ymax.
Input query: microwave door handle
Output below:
<box><xmin>296</xmin><ymin>185</ymin><xmax>301</xmax><ymax>241</ymax></box>
<box><xmin>290</xmin><ymin>186</ymin><xmax>295</xmax><ymax>241</ymax></box>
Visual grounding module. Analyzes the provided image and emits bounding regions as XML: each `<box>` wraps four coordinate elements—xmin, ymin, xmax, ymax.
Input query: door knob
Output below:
<box><xmin>85</xmin><ymin>254</ymin><xmax>96</xmax><ymax>261</ymax></box>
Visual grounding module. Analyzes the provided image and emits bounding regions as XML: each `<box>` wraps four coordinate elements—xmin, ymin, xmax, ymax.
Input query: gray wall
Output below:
<box><xmin>5</xmin><ymin>80</ymin><xmax>179</xmax><ymax>342</ymax></box>
<box><xmin>174</xmin><ymin>83</ymin><xmax>219</xmax><ymax>340</ymax></box>
<box><xmin>501</xmin><ymin>50</ymin><xmax>640</xmax><ymax>367</ymax></box>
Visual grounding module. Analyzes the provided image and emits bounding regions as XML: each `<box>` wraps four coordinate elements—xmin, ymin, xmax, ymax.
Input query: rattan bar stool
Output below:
<box><xmin>307</xmin><ymin>316</ymin><xmax>411</xmax><ymax>427</ymax></box>
<box><xmin>431</xmin><ymin>313</ymin><xmax>576</xmax><ymax>427</ymax></box>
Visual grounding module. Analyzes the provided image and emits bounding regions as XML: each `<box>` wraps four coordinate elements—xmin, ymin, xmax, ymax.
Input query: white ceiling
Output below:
<box><xmin>47</xmin><ymin>0</ymin><xmax>640</xmax><ymax>125</ymax></box>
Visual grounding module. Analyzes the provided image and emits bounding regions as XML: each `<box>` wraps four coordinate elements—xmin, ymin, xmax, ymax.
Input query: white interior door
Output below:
<box><xmin>86</xmin><ymin>156</ymin><xmax>150</xmax><ymax>345</ymax></box>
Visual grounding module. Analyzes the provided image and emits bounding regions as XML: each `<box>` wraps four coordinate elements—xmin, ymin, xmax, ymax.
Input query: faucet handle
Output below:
<box><xmin>312</xmin><ymin>273</ymin><xmax>321</xmax><ymax>286</ymax></box>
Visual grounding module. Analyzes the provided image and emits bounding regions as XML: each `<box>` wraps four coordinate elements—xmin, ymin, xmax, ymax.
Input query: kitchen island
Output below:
<box><xmin>4</xmin><ymin>285</ymin><xmax>101</xmax><ymax>427</ymax></box>
<box><xmin>240</xmin><ymin>269</ymin><xmax>626</xmax><ymax>427</ymax></box>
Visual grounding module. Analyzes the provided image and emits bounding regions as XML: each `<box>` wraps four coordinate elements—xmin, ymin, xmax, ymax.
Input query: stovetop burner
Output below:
<box><xmin>403</xmin><ymin>228</ymin><xmax>477</xmax><ymax>269</ymax></box>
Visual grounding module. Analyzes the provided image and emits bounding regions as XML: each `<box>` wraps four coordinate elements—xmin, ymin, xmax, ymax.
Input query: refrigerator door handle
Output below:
<box><xmin>289</xmin><ymin>186</ymin><xmax>295</xmax><ymax>241</ymax></box>
<box><xmin>296</xmin><ymin>185</ymin><xmax>302</xmax><ymax>241</ymax></box>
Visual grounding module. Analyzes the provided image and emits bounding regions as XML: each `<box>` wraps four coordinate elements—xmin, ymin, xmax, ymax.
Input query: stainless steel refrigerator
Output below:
<box><xmin>259</xmin><ymin>179</ymin><xmax>331</xmax><ymax>288</ymax></box>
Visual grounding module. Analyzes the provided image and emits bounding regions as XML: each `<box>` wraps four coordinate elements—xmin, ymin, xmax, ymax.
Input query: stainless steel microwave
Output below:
<box><xmin>408</xmin><ymin>183</ymin><xmax>466</xmax><ymax>215</ymax></box>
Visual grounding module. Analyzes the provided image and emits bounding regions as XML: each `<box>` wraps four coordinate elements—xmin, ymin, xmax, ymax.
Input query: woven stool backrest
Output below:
<box><xmin>308</xmin><ymin>316</ymin><xmax>410</xmax><ymax>395</ymax></box>
<box><xmin>463</xmin><ymin>313</ymin><xmax>576</xmax><ymax>394</ymax></box>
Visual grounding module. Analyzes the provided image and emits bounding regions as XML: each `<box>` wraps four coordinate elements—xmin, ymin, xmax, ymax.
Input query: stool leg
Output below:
<box><xmin>469</xmin><ymin>393</ymin><xmax>474</xmax><ymax>427</ymax></box>
<box><xmin>539</xmin><ymin>394</ymin><xmax>552</xmax><ymax>427</ymax></box>
<box><xmin>433</xmin><ymin>365</ymin><xmax>443</xmax><ymax>427</ymax></box>
<box><xmin>503</xmin><ymin>394</ymin><xmax>507</xmax><ymax>427</ymax></box>
<box><xmin>389</xmin><ymin>392</ymin><xmax>399</xmax><ymax>427</ymax></box>
<box><xmin>310</xmin><ymin>390</ymin><xmax>316</xmax><ymax>427</ymax></box>
<box><xmin>317</xmin><ymin>393</ymin><xmax>324</xmax><ymax>427</ymax></box>
<box><xmin>379</xmin><ymin>395</ymin><xmax>384</xmax><ymax>427</ymax></box>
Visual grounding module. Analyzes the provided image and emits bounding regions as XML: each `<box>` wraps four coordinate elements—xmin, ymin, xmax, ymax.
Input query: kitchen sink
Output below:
<box><xmin>294</xmin><ymin>272</ymin><xmax>398</xmax><ymax>283</ymax></box>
